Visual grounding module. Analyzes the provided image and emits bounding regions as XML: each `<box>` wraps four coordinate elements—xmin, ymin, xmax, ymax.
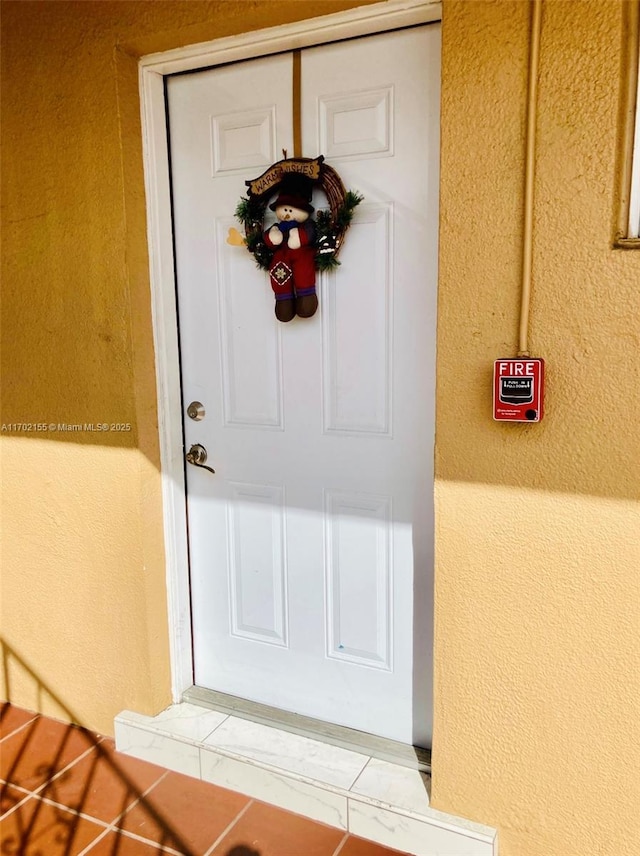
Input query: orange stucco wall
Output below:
<box><xmin>433</xmin><ymin>2</ymin><xmax>639</xmax><ymax>855</ymax></box>
<box><xmin>0</xmin><ymin>0</ymin><xmax>374</xmax><ymax>730</ymax></box>
<box><xmin>1</xmin><ymin>2</ymin><xmax>639</xmax><ymax>856</ymax></box>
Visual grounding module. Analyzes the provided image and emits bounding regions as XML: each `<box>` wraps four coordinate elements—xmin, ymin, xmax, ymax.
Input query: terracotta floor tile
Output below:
<box><xmin>84</xmin><ymin>829</ymin><xmax>168</xmax><ymax>855</ymax></box>
<box><xmin>0</xmin><ymin>703</ymin><xmax>38</xmax><ymax>740</ymax></box>
<box><xmin>0</xmin><ymin>710</ymin><xmax>413</xmax><ymax>856</ymax></box>
<box><xmin>211</xmin><ymin>800</ymin><xmax>344</xmax><ymax>856</ymax></box>
<box><xmin>339</xmin><ymin>835</ymin><xmax>410</xmax><ymax>856</ymax></box>
<box><xmin>1</xmin><ymin>781</ymin><xmax>30</xmax><ymax>817</ymax></box>
<box><xmin>0</xmin><ymin>795</ymin><xmax>106</xmax><ymax>855</ymax></box>
<box><xmin>118</xmin><ymin>769</ymin><xmax>250</xmax><ymax>854</ymax></box>
<box><xmin>0</xmin><ymin>715</ymin><xmax>98</xmax><ymax>792</ymax></box>
<box><xmin>41</xmin><ymin>740</ymin><xmax>167</xmax><ymax>824</ymax></box>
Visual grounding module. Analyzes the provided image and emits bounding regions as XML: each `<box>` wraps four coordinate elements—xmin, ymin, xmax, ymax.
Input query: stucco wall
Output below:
<box><xmin>432</xmin><ymin>2</ymin><xmax>640</xmax><ymax>855</ymax></box>
<box><xmin>2</xmin><ymin>2</ymin><xmax>639</xmax><ymax>856</ymax></box>
<box><xmin>0</xmin><ymin>0</ymin><xmax>373</xmax><ymax>733</ymax></box>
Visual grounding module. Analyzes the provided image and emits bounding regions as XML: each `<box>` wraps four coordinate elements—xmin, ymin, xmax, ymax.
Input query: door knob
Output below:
<box><xmin>186</xmin><ymin>443</ymin><xmax>215</xmax><ymax>474</ymax></box>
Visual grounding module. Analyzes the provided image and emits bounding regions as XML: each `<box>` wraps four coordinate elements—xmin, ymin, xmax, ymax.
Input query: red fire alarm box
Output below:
<box><xmin>493</xmin><ymin>358</ymin><xmax>544</xmax><ymax>422</ymax></box>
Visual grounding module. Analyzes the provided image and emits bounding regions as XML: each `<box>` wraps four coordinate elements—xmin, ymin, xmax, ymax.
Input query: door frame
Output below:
<box><xmin>139</xmin><ymin>0</ymin><xmax>442</xmax><ymax>702</ymax></box>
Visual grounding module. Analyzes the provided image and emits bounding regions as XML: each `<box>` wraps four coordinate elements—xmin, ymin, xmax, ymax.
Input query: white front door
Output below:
<box><xmin>167</xmin><ymin>25</ymin><xmax>440</xmax><ymax>747</ymax></box>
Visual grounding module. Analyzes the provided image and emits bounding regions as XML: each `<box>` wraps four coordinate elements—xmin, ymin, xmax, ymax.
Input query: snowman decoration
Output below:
<box><xmin>263</xmin><ymin>175</ymin><xmax>318</xmax><ymax>323</ymax></box>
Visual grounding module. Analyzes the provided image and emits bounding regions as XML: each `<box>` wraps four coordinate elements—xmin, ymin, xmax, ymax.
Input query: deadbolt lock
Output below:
<box><xmin>187</xmin><ymin>401</ymin><xmax>205</xmax><ymax>421</ymax></box>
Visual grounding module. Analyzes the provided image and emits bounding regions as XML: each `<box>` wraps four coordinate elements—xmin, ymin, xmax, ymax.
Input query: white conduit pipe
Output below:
<box><xmin>518</xmin><ymin>0</ymin><xmax>544</xmax><ymax>357</ymax></box>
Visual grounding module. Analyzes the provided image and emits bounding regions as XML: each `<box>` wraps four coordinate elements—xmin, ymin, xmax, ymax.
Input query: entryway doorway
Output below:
<box><xmin>165</xmin><ymin>23</ymin><xmax>440</xmax><ymax>749</ymax></box>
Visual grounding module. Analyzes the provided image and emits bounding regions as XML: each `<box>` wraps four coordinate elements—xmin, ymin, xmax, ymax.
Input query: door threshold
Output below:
<box><xmin>184</xmin><ymin>685</ymin><xmax>431</xmax><ymax>772</ymax></box>
<box><xmin>115</xmin><ymin>701</ymin><xmax>497</xmax><ymax>856</ymax></box>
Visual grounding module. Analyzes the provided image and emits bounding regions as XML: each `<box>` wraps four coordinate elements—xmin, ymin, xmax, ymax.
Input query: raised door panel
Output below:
<box><xmin>319</xmin><ymin>86</ymin><xmax>393</xmax><ymax>160</ymax></box>
<box><xmin>322</xmin><ymin>203</ymin><xmax>393</xmax><ymax>436</ymax></box>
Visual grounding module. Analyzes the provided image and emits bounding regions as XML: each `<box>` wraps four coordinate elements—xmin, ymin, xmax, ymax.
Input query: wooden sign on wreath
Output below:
<box><xmin>234</xmin><ymin>156</ymin><xmax>362</xmax><ymax>322</ymax></box>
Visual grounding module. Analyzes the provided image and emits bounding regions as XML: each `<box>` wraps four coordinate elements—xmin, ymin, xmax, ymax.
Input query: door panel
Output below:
<box><xmin>167</xmin><ymin>25</ymin><xmax>440</xmax><ymax>746</ymax></box>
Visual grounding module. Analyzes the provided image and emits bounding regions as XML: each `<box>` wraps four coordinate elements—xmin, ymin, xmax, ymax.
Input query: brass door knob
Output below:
<box><xmin>185</xmin><ymin>443</ymin><xmax>215</xmax><ymax>474</ymax></box>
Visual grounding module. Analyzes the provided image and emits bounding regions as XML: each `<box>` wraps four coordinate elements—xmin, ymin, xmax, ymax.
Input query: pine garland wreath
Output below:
<box><xmin>315</xmin><ymin>190</ymin><xmax>364</xmax><ymax>272</ymax></box>
<box><xmin>235</xmin><ymin>196</ymin><xmax>272</xmax><ymax>271</ymax></box>
<box><xmin>236</xmin><ymin>157</ymin><xmax>362</xmax><ymax>272</ymax></box>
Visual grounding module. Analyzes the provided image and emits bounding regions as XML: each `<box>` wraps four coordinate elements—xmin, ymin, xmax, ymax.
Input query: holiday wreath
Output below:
<box><xmin>234</xmin><ymin>156</ymin><xmax>362</xmax><ymax>322</ymax></box>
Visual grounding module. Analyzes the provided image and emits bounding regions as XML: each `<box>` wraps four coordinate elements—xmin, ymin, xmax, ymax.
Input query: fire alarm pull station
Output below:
<box><xmin>493</xmin><ymin>358</ymin><xmax>544</xmax><ymax>422</ymax></box>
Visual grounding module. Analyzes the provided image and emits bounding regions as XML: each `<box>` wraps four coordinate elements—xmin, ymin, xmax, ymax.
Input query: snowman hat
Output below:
<box><xmin>269</xmin><ymin>174</ymin><xmax>314</xmax><ymax>214</ymax></box>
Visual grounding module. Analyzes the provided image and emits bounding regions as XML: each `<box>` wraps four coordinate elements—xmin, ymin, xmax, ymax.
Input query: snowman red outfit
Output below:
<box><xmin>263</xmin><ymin>180</ymin><xmax>318</xmax><ymax>322</ymax></box>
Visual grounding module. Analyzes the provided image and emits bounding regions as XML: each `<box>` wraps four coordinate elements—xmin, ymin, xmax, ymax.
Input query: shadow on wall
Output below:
<box><xmin>0</xmin><ymin>639</ymin><xmax>261</xmax><ymax>856</ymax></box>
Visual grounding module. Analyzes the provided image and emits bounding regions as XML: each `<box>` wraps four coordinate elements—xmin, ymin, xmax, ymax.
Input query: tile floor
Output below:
<box><xmin>0</xmin><ymin>704</ymin><xmax>411</xmax><ymax>856</ymax></box>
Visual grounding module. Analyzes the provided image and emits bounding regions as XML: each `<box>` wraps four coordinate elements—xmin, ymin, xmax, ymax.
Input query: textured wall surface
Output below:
<box><xmin>432</xmin><ymin>2</ymin><xmax>640</xmax><ymax>855</ymax></box>
<box><xmin>2</xmin><ymin>1</ymin><xmax>639</xmax><ymax>855</ymax></box>
<box><xmin>0</xmin><ymin>0</ymin><xmax>372</xmax><ymax>734</ymax></box>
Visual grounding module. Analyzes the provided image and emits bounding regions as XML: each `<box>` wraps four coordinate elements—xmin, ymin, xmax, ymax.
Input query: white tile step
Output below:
<box><xmin>115</xmin><ymin>703</ymin><xmax>497</xmax><ymax>856</ymax></box>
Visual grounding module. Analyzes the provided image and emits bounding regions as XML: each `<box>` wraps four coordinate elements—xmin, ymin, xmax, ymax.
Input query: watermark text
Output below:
<box><xmin>2</xmin><ymin>422</ymin><xmax>132</xmax><ymax>433</ymax></box>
